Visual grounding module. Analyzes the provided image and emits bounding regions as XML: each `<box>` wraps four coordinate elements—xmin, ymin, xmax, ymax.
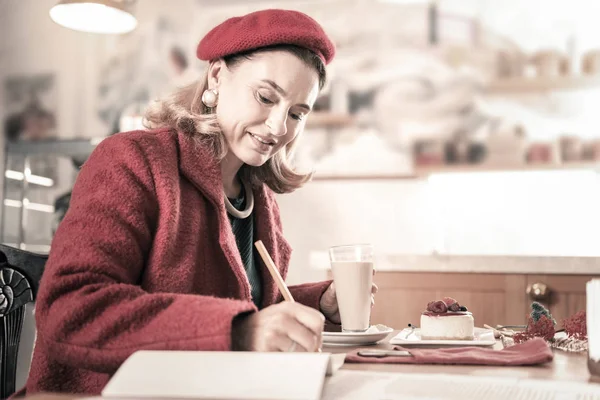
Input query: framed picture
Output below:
<box><xmin>3</xmin><ymin>74</ymin><xmax>60</xmax><ymax>186</ymax></box>
<box><xmin>3</xmin><ymin>73</ymin><xmax>57</xmax><ymax>142</ymax></box>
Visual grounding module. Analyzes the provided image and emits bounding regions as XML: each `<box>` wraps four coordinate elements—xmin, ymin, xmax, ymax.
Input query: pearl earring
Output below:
<box><xmin>201</xmin><ymin>89</ymin><xmax>218</xmax><ymax>108</ymax></box>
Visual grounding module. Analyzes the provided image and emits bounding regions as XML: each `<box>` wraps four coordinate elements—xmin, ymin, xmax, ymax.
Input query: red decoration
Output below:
<box><xmin>563</xmin><ymin>310</ymin><xmax>587</xmax><ymax>340</ymax></box>
<box><xmin>513</xmin><ymin>315</ymin><xmax>556</xmax><ymax>344</ymax></box>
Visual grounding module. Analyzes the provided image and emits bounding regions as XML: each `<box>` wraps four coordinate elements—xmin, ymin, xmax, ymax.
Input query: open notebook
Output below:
<box><xmin>102</xmin><ymin>350</ymin><xmax>345</xmax><ymax>400</ymax></box>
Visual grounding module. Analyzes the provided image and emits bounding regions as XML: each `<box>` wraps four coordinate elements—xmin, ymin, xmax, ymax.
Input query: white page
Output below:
<box><xmin>323</xmin><ymin>370</ymin><xmax>600</xmax><ymax>400</ymax></box>
<box><xmin>102</xmin><ymin>351</ymin><xmax>331</xmax><ymax>400</ymax></box>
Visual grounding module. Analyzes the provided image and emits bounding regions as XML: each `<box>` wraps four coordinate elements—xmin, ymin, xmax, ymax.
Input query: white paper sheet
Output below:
<box><xmin>323</xmin><ymin>370</ymin><xmax>600</xmax><ymax>400</ymax></box>
<box><xmin>102</xmin><ymin>350</ymin><xmax>332</xmax><ymax>400</ymax></box>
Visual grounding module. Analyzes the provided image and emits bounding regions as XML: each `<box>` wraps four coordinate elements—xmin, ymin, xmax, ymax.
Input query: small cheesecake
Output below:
<box><xmin>420</xmin><ymin>297</ymin><xmax>474</xmax><ymax>340</ymax></box>
<box><xmin>420</xmin><ymin>311</ymin><xmax>474</xmax><ymax>340</ymax></box>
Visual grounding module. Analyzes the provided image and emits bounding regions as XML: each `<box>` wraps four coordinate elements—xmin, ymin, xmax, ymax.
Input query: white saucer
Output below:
<box><xmin>390</xmin><ymin>327</ymin><xmax>496</xmax><ymax>346</ymax></box>
<box><xmin>322</xmin><ymin>324</ymin><xmax>394</xmax><ymax>346</ymax></box>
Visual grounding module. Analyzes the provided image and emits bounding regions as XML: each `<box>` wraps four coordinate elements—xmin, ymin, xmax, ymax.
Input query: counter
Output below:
<box><xmin>309</xmin><ymin>253</ymin><xmax>600</xmax><ymax>274</ymax></box>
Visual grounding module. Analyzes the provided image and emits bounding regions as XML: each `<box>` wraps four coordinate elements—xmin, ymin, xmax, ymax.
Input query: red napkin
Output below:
<box><xmin>346</xmin><ymin>338</ymin><xmax>553</xmax><ymax>366</ymax></box>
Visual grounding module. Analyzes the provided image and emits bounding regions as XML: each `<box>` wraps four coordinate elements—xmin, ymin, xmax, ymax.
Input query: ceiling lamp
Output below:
<box><xmin>49</xmin><ymin>0</ymin><xmax>137</xmax><ymax>34</ymax></box>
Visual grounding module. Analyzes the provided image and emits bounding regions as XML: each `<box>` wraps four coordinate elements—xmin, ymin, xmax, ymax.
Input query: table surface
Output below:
<box><xmin>22</xmin><ymin>331</ymin><xmax>600</xmax><ymax>400</ymax></box>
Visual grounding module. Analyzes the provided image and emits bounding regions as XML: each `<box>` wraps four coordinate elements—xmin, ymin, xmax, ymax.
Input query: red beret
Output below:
<box><xmin>197</xmin><ymin>9</ymin><xmax>335</xmax><ymax>65</ymax></box>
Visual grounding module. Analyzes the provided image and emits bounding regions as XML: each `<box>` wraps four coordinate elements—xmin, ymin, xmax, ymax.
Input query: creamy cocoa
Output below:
<box><xmin>331</xmin><ymin>261</ymin><xmax>373</xmax><ymax>332</ymax></box>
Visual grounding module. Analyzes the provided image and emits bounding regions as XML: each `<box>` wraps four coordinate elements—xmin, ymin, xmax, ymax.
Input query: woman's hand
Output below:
<box><xmin>319</xmin><ymin>281</ymin><xmax>378</xmax><ymax>324</ymax></box>
<box><xmin>231</xmin><ymin>302</ymin><xmax>325</xmax><ymax>352</ymax></box>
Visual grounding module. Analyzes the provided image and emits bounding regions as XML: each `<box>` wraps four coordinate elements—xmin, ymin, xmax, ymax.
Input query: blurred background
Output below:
<box><xmin>2</xmin><ymin>0</ymin><xmax>600</xmax><ymax>289</ymax></box>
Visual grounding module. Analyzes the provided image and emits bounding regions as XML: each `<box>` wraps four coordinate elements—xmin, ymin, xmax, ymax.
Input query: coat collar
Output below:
<box><xmin>176</xmin><ymin>129</ymin><xmax>223</xmax><ymax>206</ymax></box>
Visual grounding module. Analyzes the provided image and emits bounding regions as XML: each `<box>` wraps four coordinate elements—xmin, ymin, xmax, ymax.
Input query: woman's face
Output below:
<box><xmin>209</xmin><ymin>51</ymin><xmax>320</xmax><ymax>167</ymax></box>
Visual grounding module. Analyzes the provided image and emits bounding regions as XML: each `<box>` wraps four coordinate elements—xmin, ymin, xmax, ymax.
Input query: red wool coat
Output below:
<box><xmin>23</xmin><ymin>128</ymin><xmax>331</xmax><ymax>395</ymax></box>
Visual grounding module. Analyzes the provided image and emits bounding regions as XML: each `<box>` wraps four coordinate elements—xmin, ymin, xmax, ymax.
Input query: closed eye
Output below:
<box><xmin>257</xmin><ymin>93</ymin><xmax>274</xmax><ymax>105</ymax></box>
<box><xmin>290</xmin><ymin>112</ymin><xmax>304</xmax><ymax>121</ymax></box>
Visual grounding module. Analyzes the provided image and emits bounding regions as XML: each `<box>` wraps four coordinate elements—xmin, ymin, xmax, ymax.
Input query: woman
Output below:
<box><xmin>22</xmin><ymin>8</ymin><xmax>375</xmax><ymax>396</ymax></box>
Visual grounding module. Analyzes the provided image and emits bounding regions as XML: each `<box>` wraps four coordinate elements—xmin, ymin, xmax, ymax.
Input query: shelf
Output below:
<box><xmin>6</xmin><ymin>137</ymin><xmax>103</xmax><ymax>156</ymax></box>
<box><xmin>414</xmin><ymin>161</ymin><xmax>600</xmax><ymax>175</ymax></box>
<box><xmin>305</xmin><ymin>112</ymin><xmax>355</xmax><ymax>128</ymax></box>
<box><xmin>312</xmin><ymin>174</ymin><xmax>417</xmax><ymax>181</ymax></box>
<box><xmin>486</xmin><ymin>75</ymin><xmax>600</xmax><ymax>94</ymax></box>
<box><xmin>311</xmin><ymin>162</ymin><xmax>600</xmax><ymax>181</ymax></box>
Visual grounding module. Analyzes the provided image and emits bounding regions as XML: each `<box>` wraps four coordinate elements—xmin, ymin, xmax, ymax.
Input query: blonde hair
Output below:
<box><xmin>144</xmin><ymin>65</ymin><xmax>313</xmax><ymax>194</ymax></box>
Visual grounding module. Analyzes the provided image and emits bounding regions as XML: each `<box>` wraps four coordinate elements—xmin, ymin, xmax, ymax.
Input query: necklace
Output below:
<box><xmin>224</xmin><ymin>180</ymin><xmax>254</xmax><ymax>219</ymax></box>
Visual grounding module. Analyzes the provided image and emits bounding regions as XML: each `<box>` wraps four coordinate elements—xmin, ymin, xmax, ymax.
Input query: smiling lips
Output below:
<box><xmin>248</xmin><ymin>132</ymin><xmax>276</xmax><ymax>147</ymax></box>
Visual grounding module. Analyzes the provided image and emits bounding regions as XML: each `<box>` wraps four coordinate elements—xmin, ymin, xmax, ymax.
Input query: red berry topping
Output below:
<box><xmin>442</xmin><ymin>297</ymin><xmax>457</xmax><ymax>306</ymax></box>
<box><xmin>427</xmin><ymin>300</ymin><xmax>448</xmax><ymax>313</ymax></box>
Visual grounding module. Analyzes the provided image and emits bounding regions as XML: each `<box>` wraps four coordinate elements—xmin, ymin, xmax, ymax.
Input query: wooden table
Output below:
<box><xmin>21</xmin><ymin>332</ymin><xmax>600</xmax><ymax>399</ymax></box>
<box><xmin>325</xmin><ymin>331</ymin><xmax>599</xmax><ymax>385</ymax></box>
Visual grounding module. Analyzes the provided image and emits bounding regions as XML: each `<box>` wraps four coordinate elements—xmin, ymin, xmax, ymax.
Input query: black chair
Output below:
<box><xmin>0</xmin><ymin>244</ymin><xmax>46</xmax><ymax>399</ymax></box>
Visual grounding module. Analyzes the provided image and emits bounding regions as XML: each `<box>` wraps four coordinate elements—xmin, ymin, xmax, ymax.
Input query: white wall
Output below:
<box><xmin>278</xmin><ymin>179</ymin><xmax>435</xmax><ymax>283</ymax></box>
<box><xmin>279</xmin><ymin>169</ymin><xmax>600</xmax><ymax>284</ymax></box>
<box><xmin>428</xmin><ymin>170</ymin><xmax>600</xmax><ymax>256</ymax></box>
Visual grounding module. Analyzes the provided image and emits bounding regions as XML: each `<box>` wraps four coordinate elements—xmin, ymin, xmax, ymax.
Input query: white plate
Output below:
<box><xmin>322</xmin><ymin>324</ymin><xmax>394</xmax><ymax>346</ymax></box>
<box><xmin>390</xmin><ymin>327</ymin><xmax>496</xmax><ymax>346</ymax></box>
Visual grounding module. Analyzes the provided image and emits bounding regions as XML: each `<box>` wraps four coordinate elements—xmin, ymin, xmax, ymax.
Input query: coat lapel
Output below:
<box><xmin>176</xmin><ymin>129</ymin><xmax>292</xmax><ymax>307</ymax></box>
<box><xmin>176</xmin><ymin>130</ymin><xmax>250</xmax><ymax>299</ymax></box>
